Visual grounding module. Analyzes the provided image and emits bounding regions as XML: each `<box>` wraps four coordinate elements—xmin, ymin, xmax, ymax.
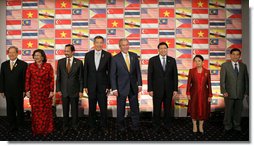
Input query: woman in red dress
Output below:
<box><xmin>186</xmin><ymin>55</ymin><xmax>212</xmax><ymax>134</ymax></box>
<box><xmin>25</xmin><ymin>49</ymin><xmax>54</xmax><ymax>136</ymax></box>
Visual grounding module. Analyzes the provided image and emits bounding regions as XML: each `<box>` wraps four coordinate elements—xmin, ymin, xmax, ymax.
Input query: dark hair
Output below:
<box><xmin>65</xmin><ymin>44</ymin><xmax>75</xmax><ymax>52</ymax></box>
<box><xmin>94</xmin><ymin>35</ymin><xmax>104</xmax><ymax>42</ymax></box>
<box><xmin>32</xmin><ymin>49</ymin><xmax>47</xmax><ymax>63</ymax></box>
<box><xmin>8</xmin><ymin>46</ymin><xmax>19</xmax><ymax>53</ymax></box>
<box><xmin>157</xmin><ymin>42</ymin><xmax>168</xmax><ymax>49</ymax></box>
<box><xmin>230</xmin><ymin>48</ymin><xmax>241</xmax><ymax>55</ymax></box>
<box><xmin>193</xmin><ymin>55</ymin><xmax>204</xmax><ymax>61</ymax></box>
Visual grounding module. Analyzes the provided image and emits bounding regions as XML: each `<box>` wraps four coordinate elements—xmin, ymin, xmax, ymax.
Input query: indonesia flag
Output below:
<box><xmin>141</xmin><ymin>19</ymin><xmax>158</xmax><ymax>28</ymax></box>
<box><xmin>192</xmin><ymin>39</ymin><xmax>209</xmax><ymax>48</ymax></box>
<box><xmin>6</xmin><ymin>20</ymin><xmax>21</xmax><ymax>30</ymax></box>
<box><xmin>55</xmin><ymin>10</ymin><xmax>72</xmax><ymax>19</ymax></box>
<box><xmin>192</xmin><ymin>9</ymin><xmax>208</xmax><ymax>18</ymax></box>
<box><xmin>55</xmin><ymin>39</ymin><xmax>71</xmax><ymax>50</ymax></box>
<box><xmin>226</xmin><ymin>29</ymin><xmax>242</xmax><ymax>38</ymax></box>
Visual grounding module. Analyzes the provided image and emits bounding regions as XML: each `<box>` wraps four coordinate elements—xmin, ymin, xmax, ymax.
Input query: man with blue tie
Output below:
<box><xmin>220</xmin><ymin>48</ymin><xmax>249</xmax><ymax>133</ymax></box>
<box><xmin>147</xmin><ymin>42</ymin><xmax>178</xmax><ymax>132</ymax></box>
<box><xmin>110</xmin><ymin>38</ymin><xmax>142</xmax><ymax>132</ymax></box>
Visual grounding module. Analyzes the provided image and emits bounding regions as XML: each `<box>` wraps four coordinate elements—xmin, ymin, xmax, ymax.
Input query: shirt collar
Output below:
<box><xmin>10</xmin><ymin>58</ymin><xmax>17</xmax><ymax>64</ymax></box>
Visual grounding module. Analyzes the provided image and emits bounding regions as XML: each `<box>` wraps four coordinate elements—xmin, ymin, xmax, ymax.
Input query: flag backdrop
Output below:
<box><xmin>6</xmin><ymin>0</ymin><xmax>242</xmax><ymax>117</ymax></box>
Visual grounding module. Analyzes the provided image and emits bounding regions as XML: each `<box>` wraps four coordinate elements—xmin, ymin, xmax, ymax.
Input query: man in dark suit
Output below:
<box><xmin>110</xmin><ymin>38</ymin><xmax>142</xmax><ymax>132</ymax></box>
<box><xmin>148</xmin><ymin>42</ymin><xmax>178</xmax><ymax>132</ymax></box>
<box><xmin>0</xmin><ymin>46</ymin><xmax>28</xmax><ymax>132</ymax></box>
<box><xmin>84</xmin><ymin>36</ymin><xmax>111</xmax><ymax>132</ymax></box>
<box><xmin>56</xmin><ymin>44</ymin><xmax>84</xmax><ymax>134</ymax></box>
<box><xmin>220</xmin><ymin>48</ymin><xmax>249</xmax><ymax>133</ymax></box>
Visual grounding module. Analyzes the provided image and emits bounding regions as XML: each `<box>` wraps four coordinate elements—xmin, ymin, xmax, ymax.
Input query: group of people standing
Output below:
<box><xmin>0</xmin><ymin>36</ymin><xmax>249</xmax><ymax>137</ymax></box>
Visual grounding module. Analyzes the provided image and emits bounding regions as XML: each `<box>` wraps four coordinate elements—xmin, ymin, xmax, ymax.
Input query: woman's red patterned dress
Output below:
<box><xmin>25</xmin><ymin>62</ymin><xmax>54</xmax><ymax>135</ymax></box>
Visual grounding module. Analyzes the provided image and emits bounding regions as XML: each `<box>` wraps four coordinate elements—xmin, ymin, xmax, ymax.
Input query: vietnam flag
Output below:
<box><xmin>22</xmin><ymin>10</ymin><xmax>38</xmax><ymax>19</ymax></box>
<box><xmin>192</xmin><ymin>0</ymin><xmax>208</xmax><ymax>8</ymax></box>
<box><xmin>159</xmin><ymin>8</ymin><xmax>174</xmax><ymax>18</ymax></box>
<box><xmin>193</xmin><ymin>29</ymin><xmax>208</xmax><ymax>38</ymax></box>
<box><xmin>22</xmin><ymin>39</ymin><xmax>38</xmax><ymax>49</ymax></box>
<box><xmin>55</xmin><ymin>0</ymin><xmax>71</xmax><ymax>8</ymax></box>
<box><xmin>107</xmin><ymin>19</ymin><xmax>124</xmax><ymax>28</ymax></box>
<box><xmin>55</xmin><ymin>30</ymin><xmax>71</xmax><ymax>38</ymax></box>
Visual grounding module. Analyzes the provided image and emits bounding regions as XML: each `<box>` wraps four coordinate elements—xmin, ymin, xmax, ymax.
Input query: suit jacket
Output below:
<box><xmin>186</xmin><ymin>67</ymin><xmax>213</xmax><ymax>98</ymax></box>
<box><xmin>148</xmin><ymin>55</ymin><xmax>178</xmax><ymax>98</ymax></box>
<box><xmin>56</xmin><ymin>57</ymin><xmax>84</xmax><ymax>97</ymax></box>
<box><xmin>220</xmin><ymin>61</ymin><xmax>249</xmax><ymax>99</ymax></box>
<box><xmin>110</xmin><ymin>51</ymin><xmax>142</xmax><ymax>97</ymax></box>
<box><xmin>0</xmin><ymin>59</ymin><xmax>28</xmax><ymax>97</ymax></box>
<box><xmin>84</xmin><ymin>50</ymin><xmax>111</xmax><ymax>94</ymax></box>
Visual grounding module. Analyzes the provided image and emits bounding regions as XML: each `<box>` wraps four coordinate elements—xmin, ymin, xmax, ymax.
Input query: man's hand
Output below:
<box><xmin>149</xmin><ymin>91</ymin><xmax>153</xmax><ymax>97</ymax></box>
<box><xmin>79</xmin><ymin>92</ymin><xmax>83</xmax><ymax>98</ymax></box>
<box><xmin>48</xmin><ymin>92</ymin><xmax>54</xmax><ymax>98</ymax></box>
<box><xmin>223</xmin><ymin>92</ymin><xmax>228</xmax><ymax>97</ymax></box>
<box><xmin>187</xmin><ymin>95</ymin><xmax>191</xmax><ymax>100</ymax></box>
<box><xmin>138</xmin><ymin>86</ymin><xmax>142</xmax><ymax>92</ymax></box>
<box><xmin>208</xmin><ymin>97</ymin><xmax>212</xmax><ymax>102</ymax></box>
<box><xmin>173</xmin><ymin>91</ymin><xmax>178</xmax><ymax>98</ymax></box>
<box><xmin>57</xmin><ymin>91</ymin><xmax>62</xmax><ymax>96</ymax></box>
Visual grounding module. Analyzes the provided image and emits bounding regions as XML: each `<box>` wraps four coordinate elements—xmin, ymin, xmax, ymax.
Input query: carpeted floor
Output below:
<box><xmin>0</xmin><ymin>112</ymin><xmax>249</xmax><ymax>141</ymax></box>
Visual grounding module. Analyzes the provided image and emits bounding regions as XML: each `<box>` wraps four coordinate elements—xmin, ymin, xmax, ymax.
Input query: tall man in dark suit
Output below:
<box><xmin>148</xmin><ymin>42</ymin><xmax>178</xmax><ymax>132</ymax></box>
<box><xmin>84</xmin><ymin>36</ymin><xmax>111</xmax><ymax>131</ymax></box>
<box><xmin>110</xmin><ymin>38</ymin><xmax>142</xmax><ymax>132</ymax></box>
<box><xmin>56</xmin><ymin>44</ymin><xmax>84</xmax><ymax>134</ymax></box>
<box><xmin>220</xmin><ymin>48</ymin><xmax>249</xmax><ymax>132</ymax></box>
<box><xmin>0</xmin><ymin>46</ymin><xmax>28</xmax><ymax>132</ymax></box>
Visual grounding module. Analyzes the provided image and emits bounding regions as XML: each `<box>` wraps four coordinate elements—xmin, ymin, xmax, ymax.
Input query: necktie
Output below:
<box><xmin>234</xmin><ymin>63</ymin><xmax>239</xmax><ymax>76</ymax></box>
<box><xmin>95</xmin><ymin>52</ymin><xmax>100</xmax><ymax>70</ymax></box>
<box><xmin>10</xmin><ymin>61</ymin><xmax>14</xmax><ymax>70</ymax></box>
<box><xmin>67</xmin><ymin>58</ymin><xmax>71</xmax><ymax>73</ymax></box>
<box><xmin>125</xmin><ymin>54</ymin><xmax>130</xmax><ymax>72</ymax></box>
<box><xmin>162</xmin><ymin>57</ymin><xmax>166</xmax><ymax>71</ymax></box>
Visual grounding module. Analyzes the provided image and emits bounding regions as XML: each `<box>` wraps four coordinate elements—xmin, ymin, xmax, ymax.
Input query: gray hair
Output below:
<box><xmin>118</xmin><ymin>38</ymin><xmax>129</xmax><ymax>47</ymax></box>
<box><xmin>8</xmin><ymin>46</ymin><xmax>19</xmax><ymax>53</ymax></box>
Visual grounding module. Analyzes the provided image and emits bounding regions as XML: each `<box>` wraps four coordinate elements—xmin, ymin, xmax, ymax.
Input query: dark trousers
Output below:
<box><xmin>88</xmin><ymin>92</ymin><xmax>108</xmax><ymax>128</ymax></box>
<box><xmin>117</xmin><ymin>88</ymin><xmax>139</xmax><ymax>129</ymax></box>
<box><xmin>224</xmin><ymin>98</ymin><xmax>243</xmax><ymax>130</ymax></box>
<box><xmin>62</xmin><ymin>96</ymin><xmax>79</xmax><ymax>129</ymax></box>
<box><xmin>6</xmin><ymin>95</ymin><xmax>24</xmax><ymax>129</ymax></box>
<box><xmin>152</xmin><ymin>90</ymin><xmax>172</xmax><ymax>129</ymax></box>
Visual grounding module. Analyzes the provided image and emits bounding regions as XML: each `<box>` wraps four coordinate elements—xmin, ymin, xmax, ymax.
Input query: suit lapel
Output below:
<box><xmin>97</xmin><ymin>50</ymin><xmax>105</xmax><ymax>71</ymax></box>
<box><xmin>238</xmin><ymin>62</ymin><xmax>244</xmax><ymax>78</ymax></box>
<box><xmin>69</xmin><ymin>58</ymin><xmax>77</xmax><ymax>74</ymax></box>
<box><xmin>63</xmin><ymin>58</ymin><xmax>68</xmax><ymax>74</ymax></box>
<box><xmin>90</xmin><ymin>50</ymin><xmax>96</xmax><ymax>70</ymax></box>
<box><xmin>228</xmin><ymin>62</ymin><xmax>237</xmax><ymax>78</ymax></box>
<box><xmin>165</xmin><ymin>56</ymin><xmax>171</xmax><ymax>73</ymax></box>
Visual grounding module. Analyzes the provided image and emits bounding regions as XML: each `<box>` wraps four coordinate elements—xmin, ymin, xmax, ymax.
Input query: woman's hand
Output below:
<box><xmin>48</xmin><ymin>92</ymin><xmax>54</xmax><ymax>98</ymax></box>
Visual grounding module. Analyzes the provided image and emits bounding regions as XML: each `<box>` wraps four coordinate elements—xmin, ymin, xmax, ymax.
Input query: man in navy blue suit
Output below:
<box><xmin>110</xmin><ymin>38</ymin><xmax>142</xmax><ymax>132</ymax></box>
